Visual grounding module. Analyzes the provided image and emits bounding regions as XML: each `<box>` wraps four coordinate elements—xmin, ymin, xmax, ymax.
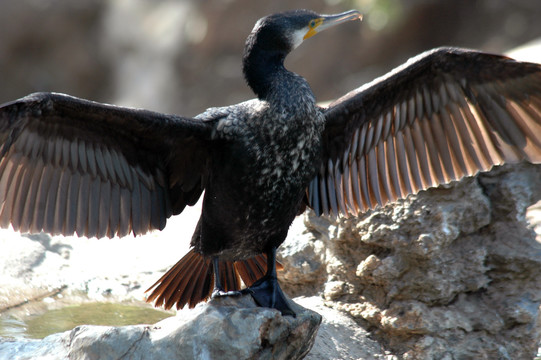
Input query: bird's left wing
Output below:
<box><xmin>0</xmin><ymin>92</ymin><xmax>213</xmax><ymax>238</ymax></box>
<box><xmin>308</xmin><ymin>47</ymin><xmax>541</xmax><ymax>217</ymax></box>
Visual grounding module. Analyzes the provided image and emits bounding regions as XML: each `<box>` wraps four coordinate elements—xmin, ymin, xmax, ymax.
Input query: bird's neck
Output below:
<box><xmin>243</xmin><ymin>48</ymin><xmax>291</xmax><ymax>100</ymax></box>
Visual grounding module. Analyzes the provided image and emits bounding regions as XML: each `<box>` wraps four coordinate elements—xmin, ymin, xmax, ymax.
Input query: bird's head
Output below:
<box><xmin>243</xmin><ymin>9</ymin><xmax>362</xmax><ymax>98</ymax></box>
<box><xmin>245</xmin><ymin>9</ymin><xmax>362</xmax><ymax>55</ymax></box>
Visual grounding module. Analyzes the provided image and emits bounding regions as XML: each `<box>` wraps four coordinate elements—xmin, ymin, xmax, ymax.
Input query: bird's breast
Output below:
<box><xmin>199</xmin><ymin>101</ymin><xmax>324</xmax><ymax>258</ymax></box>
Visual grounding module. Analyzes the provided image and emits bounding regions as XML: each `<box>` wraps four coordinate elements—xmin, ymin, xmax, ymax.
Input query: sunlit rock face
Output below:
<box><xmin>280</xmin><ymin>162</ymin><xmax>541</xmax><ymax>359</ymax></box>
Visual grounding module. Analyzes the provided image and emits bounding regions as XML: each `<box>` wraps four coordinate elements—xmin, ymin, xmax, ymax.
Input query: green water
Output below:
<box><xmin>0</xmin><ymin>302</ymin><xmax>173</xmax><ymax>339</ymax></box>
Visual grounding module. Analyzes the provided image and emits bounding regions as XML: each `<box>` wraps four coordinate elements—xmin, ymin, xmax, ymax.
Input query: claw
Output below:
<box><xmin>211</xmin><ymin>288</ymin><xmax>242</xmax><ymax>298</ymax></box>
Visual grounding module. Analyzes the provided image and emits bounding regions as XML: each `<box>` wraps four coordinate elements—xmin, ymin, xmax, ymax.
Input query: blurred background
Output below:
<box><xmin>1</xmin><ymin>0</ymin><xmax>541</xmax><ymax>115</ymax></box>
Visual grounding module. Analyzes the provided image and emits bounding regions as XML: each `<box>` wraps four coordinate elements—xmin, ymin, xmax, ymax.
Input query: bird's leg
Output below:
<box><xmin>211</xmin><ymin>256</ymin><xmax>241</xmax><ymax>298</ymax></box>
<box><xmin>241</xmin><ymin>247</ymin><xmax>296</xmax><ymax>317</ymax></box>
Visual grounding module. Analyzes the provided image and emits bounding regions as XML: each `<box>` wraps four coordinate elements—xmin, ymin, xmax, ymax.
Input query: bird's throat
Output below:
<box><xmin>243</xmin><ymin>48</ymin><xmax>288</xmax><ymax>100</ymax></box>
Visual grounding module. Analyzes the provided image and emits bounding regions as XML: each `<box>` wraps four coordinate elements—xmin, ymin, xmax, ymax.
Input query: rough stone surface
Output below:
<box><xmin>279</xmin><ymin>163</ymin><xmax>541</xmax><ymax>359</ymax></box>
<box><xmin>277</xmin><ymin>218</ymin><xmax>327</xmax><ymax>298</ymax></box>
<box><xmin>297</xmin><ymin>297</ymin><xmax>391</xmax><ymax>360</ymax></box>
<box><xmin>0</xmin><ymin>295</ymin><xmax>321</xmax><ymax>360</ymax></box>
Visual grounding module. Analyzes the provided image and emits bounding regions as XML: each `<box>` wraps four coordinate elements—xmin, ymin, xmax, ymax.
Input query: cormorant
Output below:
<box><xmin>1</xmin><ymin>9</ymin><xmax>541</xmax><ymax>316</ymax></box>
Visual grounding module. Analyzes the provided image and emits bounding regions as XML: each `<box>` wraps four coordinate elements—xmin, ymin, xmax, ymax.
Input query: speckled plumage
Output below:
<box><xmin>193</xmin><ymin>70</ymin><xmax>324</xmax><ymax>260</ymax></box>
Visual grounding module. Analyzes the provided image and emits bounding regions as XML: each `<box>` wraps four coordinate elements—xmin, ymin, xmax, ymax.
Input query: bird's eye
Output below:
<box><xmin>310</xmin><ymin>20</ymin><xmax>316</xmax><ymax>28</ymax></box>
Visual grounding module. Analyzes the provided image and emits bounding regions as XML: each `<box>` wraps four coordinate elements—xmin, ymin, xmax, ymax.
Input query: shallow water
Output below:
<box><xmin>0</xmin><ymin>302</ymin><xmax>173</xmax><ymax>339</ymax></box>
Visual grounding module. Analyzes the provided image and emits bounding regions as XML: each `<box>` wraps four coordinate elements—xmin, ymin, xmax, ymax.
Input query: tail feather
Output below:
<box><xmin>147</xmin><ymin>250</ymin><xmax>192</xmax><ymax>305</ymax></box>
<box><xmin>220</xmin><ymin>260</ymin><xmax>241</xmax><ymax>292</ymax></box>
<box><xmin>146</xmin><ymin>249</ymin><xmax>212</xmax><ymax>310</ymax></box>
<box><xmin>235</xmin><ymin>253</ymin><xmax>284</xmax><ymax>287</ymax></box>
<box><xmin>192</xmin><ymin>258</ymin><xmax>214</xmax><ymax>307</ymax></box>
<box><xmin>177</xmin><ymin>255</ymin><xmax>211</xmax><ymax>309</ymax></box>
<box><xmin>162</xmin><ymin>251</ymin><xmax>200</xmax><ymax>308</ymax></box>
<box><xmin>145</xmin><ymin>249</ymin><xmax>283</xmax><ymax>310</ymax></box>
<box><xmin>235</xmin><ymin>257</ymin><xmax>265</xmax><ymax>286</ymax></box>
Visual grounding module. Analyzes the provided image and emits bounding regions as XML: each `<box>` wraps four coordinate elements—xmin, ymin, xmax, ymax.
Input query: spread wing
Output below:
<box><xmin>308</xmin><ymin>47</ymin><xmax>541</xmax><ymax>217</ymax></box>
<box><xmin>0</xmin><ymin>92</ymin><xmax>213</xmax><ymax>238</ymax></box>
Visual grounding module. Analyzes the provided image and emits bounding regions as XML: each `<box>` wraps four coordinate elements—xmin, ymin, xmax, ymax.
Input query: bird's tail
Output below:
<box><xmin>145</xmin><ymin>248</ymin><xmax>282</xmax><ymax>310</ymax></box>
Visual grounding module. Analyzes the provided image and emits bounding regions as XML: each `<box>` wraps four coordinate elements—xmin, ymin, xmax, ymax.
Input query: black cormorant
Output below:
<box><xmin>1</xmin><ymin>9</ymin><xmax>541</xmax><ymax>316</ymax></box>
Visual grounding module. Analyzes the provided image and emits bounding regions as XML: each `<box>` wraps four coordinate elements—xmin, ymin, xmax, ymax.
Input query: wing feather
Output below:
<box><xmin>76</xmin><ymin>173</ymin><xmax>90</xmax><ymax>237</ymax></box>
<box><xmin>318</xmin><ymin>171</ymin><xmax>329</xmax><ymax>215</ymax></box>
<box><xmin>53</xmin><ymin>169</ymin><xmax>71</xmax><ymax>235</ymax></box>
<box><xmin>367</xmin><ymin>147</ymin><xmax>382</xmax><ymax>206</ymax></box>
<box><xmin>43</xmin><ymin>167</ymin><xmax>62</xmax><ymax>233</ymax></box>
<box><xmin>65</xmin><ymin>172</ymin><xmax>80</xmax><ymax>235</ymax></box>
<box><xmin>333</xmin><ymin>160</ymin><xmax>348</xmax><ymax>215</ymax></box>
<box><xmin>308</xmin><ymin>177</ymin><xmax>320</xmax><ymax>216</ymax></box>
<box><xmin>402</xmin><ymin>125</ymin><xmax>423</xmax><ymax>192</ymax></box>
<box><xmin>350</xmin><ymin>157</ymin><xmax>363</xmax><ymax>211</ymax></box>
<box><xmin>21</xmin><ymin>158</ymin><xmax>43</xmax><ymax>232</ymax></box>
<box><xmin>31</xmin><ymin>163</ymin><xmax>53</xmax><ymax>233</ymax></box>
<box><xmin>108</xmin><ymin>183</ymin><xmax>121</xmax><ymax>238</ymax></box>
<box><xmin>343</xmin><ymin>157</ymin><xmax>357</xmax><ymax>215</ymax></box>
<box><xmin>326</xmin><ymin>159</ymin><xmax>339</xmax><ymax>217</ymax></box>
<box><xmin>358</xmin><ymin>156</ymin><xmax>372</xmax><ymax>209</ymax></box>
<box><xmin>10</xmin><ymin>162</ymin><xmax>31</xmax><ymax>231</ymax></box>
<box><xmin>377</xmin><ymin>142</ymin><xmax>394</xmax><ymax>203</ymax></box>
<box><xmin>78</xmin><ymin>139</ymin><xmax>88</xmax><ymax>173</ymax></box>
<box><xmin>383</xmin><ymin>134</ymin><xmax>400</xmax><ymax>201</ymax></box>
<box><xmin>409</xmin><ymin>118</ymin><xmax>432</xmax><ymax>188</ymax></box>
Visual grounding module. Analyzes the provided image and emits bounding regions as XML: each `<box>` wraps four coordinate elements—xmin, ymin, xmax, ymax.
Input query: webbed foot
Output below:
<box><xmin>241</xmin><ymin>275</ymin><xmax>296</xmax><ymax>317</ymax></box>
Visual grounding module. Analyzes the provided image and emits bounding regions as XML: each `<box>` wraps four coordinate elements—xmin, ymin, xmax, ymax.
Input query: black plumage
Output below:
<box><xmin>1</xmin><ymin>9</ymin><xmax>541</xmax><ymax>316</ymax></box>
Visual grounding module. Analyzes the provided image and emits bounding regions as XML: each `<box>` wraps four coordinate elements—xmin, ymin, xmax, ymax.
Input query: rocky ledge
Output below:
<box><xmin>0</xmin><ymin>295</ymin><xmax>321</xmax><ymax>360</ymax></box>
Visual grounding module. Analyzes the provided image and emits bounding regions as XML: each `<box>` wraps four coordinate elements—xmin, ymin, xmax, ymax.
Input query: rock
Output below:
<box><xmin>0</xmin><ymin>234</ymin><xmax>46</xmax><ymax>279</ymax></box>
<box><xmin>279</xmin><ymin>162</ymin><xmax>541</xmax><ymax>359</ymax></box>
<box><xmin>0</xmin><ymin>232</ymin><xmax>68</xmax><ymax>313</ymax></box>
<box><xmin>0</xmin><ymin>294</ymin><xmax>321</xmax><ymax>360</ymax></box>
<box><xmin>297</xmin><ymin>297</ymin><xmax>391</xmax><ymax>360</ymax></box>
<box><xmin>277</xmin><ymin>217</ymin><xmax>327</xmax><ymax>298</ymax></box>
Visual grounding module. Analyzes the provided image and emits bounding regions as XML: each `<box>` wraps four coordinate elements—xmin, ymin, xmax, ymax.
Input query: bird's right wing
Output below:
<box><xmin>0</xmin><ymin>92</ymin><xmax>213</xmax><ymax>238</ymax></box>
